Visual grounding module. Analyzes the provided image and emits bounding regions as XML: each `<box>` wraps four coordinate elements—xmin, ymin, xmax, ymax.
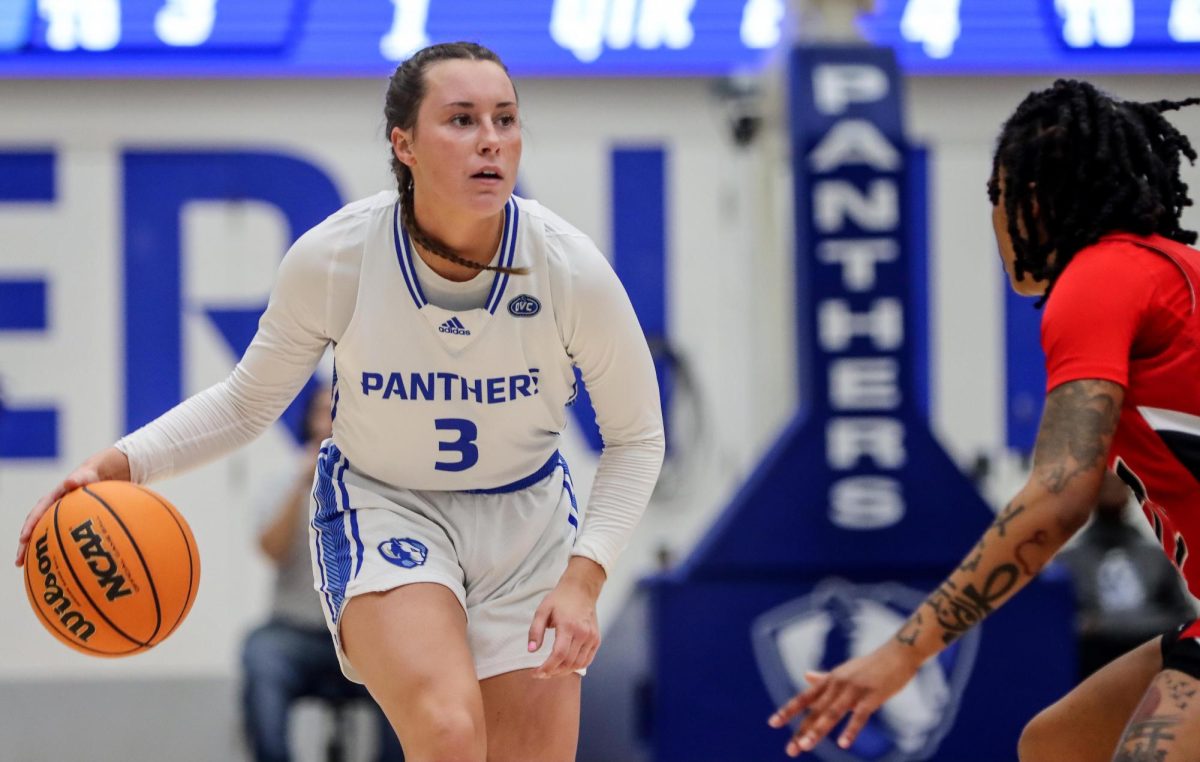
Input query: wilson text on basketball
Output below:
<box><xmin>35</xmin><ymin>534</ymin><xmax>97</xmax><ymax>642</ymax></box>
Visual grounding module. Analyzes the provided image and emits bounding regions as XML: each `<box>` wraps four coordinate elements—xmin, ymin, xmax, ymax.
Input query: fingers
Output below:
<box><xmin>15</xmin><ymin>492</ymin><xmax>58</xmax><ymax>567</ymax></box>
<box><xmin>558</xmin><ymin>636</ymin><xmax>586</xmax><ymax>673</ymax></box>
<box><xmin>14</xmin><ymin>471</ymin><xmax>91</xmax><ymax>566</ymax></box>
<box><xmin>579</xmin><ymin>639</ymin><xmax>600</xmax><ymax>670</ymax></box>
<box><xmin>15</xmin><ymin>469</ymin><xmax>105</xmax><ymax>566</ymax></box>
<box><xmin>788</xmin><ymin>685</ymin><xmax>855</xmax><ymax>756</ymax></box>
<box><xmin>775</xmin><ymin>687</ymin><xmax>880</xmax><ymax>757</ymax></box>
<box><xmin>532</xmin><ymin>621</ymin><xmax>599</xmax><ymax>679</ymax></box>
<box><xmin>771</xmin><ymin>648</ymin><xmax>917</xmax><ymax>758</ymax></box>
<box><xmin>533</xmin><ymin>632</ymin><xmax>576</xmax><ymax>679</ymax></box>
<box><xmin>837</xmin><ymin>701</ymin><xmax>878</xmax><ymax>750</ymax></box>
<box><xmin>769</xmin><ymin>675</ymin><xmax>829</xmax><ymax>727</ymax></box>
<box><xmin>534</xmin><ymin>625</ymin><xmax>585</xmax><ymax>678</ymax></box>
<box><xmin>527</xmin><ymin>601</ymin><xmax>551</xmax><ymax>654</ymax></box>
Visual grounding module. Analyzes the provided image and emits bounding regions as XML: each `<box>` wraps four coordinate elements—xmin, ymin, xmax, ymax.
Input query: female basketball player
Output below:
<box><xmin>17</xmin><ymin>42</ymin><xmax>665</xmax><ymax>762</ymax></box>
<box><xmin>768</xmin><ymin>80</ymin><xmax>1200</xmax><ymax>760</ymax></box>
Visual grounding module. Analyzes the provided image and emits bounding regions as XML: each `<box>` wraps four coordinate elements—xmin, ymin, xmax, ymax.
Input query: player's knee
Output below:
<box><xmin>400</xmin><ymin>697</ymin><xmax>485</xmax><ymax>760</ymax></box>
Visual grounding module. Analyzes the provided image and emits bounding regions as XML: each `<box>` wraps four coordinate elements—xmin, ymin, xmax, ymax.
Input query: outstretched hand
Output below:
<box><xmin>15</xmin><ymin>447</ymin><xmax>130</xmax><ymax>567</ymax></box>
<box><xmin>768</xmin><ymin>640</ymin><xmax>924</xmax><ymax>756</ymax></box>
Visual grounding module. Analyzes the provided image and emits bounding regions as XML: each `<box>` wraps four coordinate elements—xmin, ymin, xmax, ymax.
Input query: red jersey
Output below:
<box><xmin>1042</xmin><ymin>232</ymin><xmax>1200</xmax><ymax>596</ymax></box>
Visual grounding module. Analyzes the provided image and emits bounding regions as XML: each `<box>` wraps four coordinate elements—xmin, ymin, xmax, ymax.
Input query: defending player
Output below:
<box><xmin>769</xmin><ymin>79</ymin><xmax>1200</xmax><ymax>760</ymax></box>
<box><xmin>17</xmin><ymin>42</ymin><xmax>665</xmax><ymax>762</ymax></box>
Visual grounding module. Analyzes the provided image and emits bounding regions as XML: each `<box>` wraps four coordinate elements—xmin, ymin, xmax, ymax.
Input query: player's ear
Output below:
<box><xmin>391</xmin><ymin>126</ymin><xmax>416</xmax><ymax>168</ymax></box>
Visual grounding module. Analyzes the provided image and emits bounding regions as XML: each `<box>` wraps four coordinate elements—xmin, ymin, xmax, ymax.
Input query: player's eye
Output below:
<box><xmin>450</xmin><ymin>114</ymin><xmax>473</xmax><ymax>127</ymax></box>
<box><xmin>496</xmin><ymin>113</ymin><xmax>518</xmax><ymax>128</ymax></box>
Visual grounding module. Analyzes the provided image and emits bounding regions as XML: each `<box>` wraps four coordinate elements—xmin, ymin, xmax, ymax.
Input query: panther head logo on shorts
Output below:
<box><xmin>379</xmin><ymin>538</ymin><xmax>429</xmax><ymax>569</ymax></box>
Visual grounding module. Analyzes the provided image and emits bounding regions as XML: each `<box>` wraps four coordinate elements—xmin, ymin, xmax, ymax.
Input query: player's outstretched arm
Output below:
<box><xmin>15</xmin><ymin>446</ymin><xmax>131</xmax><ymax>567</ymax></box>
<box><xmin>768</xmin><ymin>378</ymin><xmax>1123</xmax><ymax>756</ymax></box>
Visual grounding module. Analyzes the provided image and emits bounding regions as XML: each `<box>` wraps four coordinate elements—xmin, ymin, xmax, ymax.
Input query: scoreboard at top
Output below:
<box><xmin>2</xmin><ymin>0</ymin><xmax>1200</xmax><ymax>77</ymax></box>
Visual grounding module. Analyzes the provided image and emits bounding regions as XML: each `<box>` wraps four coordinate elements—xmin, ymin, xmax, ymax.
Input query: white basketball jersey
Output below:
<box><xmin>331</xmin><ymin>195</ymin><xmax>576</xmax><ymax>490</ymax></box>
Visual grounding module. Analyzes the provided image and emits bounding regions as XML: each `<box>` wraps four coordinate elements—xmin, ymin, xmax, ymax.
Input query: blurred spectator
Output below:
<box><xmin>241</xmin><ymin>385</ymin><xmax>404</xmax><ymax>762</ymax></box>
<box><xmin>1055</xmin><ymin>472</ymin><xmax>1196</xmax><ymax>680</ymax></box>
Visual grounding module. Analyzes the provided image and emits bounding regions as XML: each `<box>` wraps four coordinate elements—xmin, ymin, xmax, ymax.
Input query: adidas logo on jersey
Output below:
<box><xmin>438</xmin><ymin>317</ymin><xmax>470</xmax><ymax>336</ymax></box>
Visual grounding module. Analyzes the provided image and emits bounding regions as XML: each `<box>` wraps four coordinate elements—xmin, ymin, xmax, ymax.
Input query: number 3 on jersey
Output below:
<box><xmin>435</xmin><ymin>418</ymin><xmax>479</xmax><ymax>471</ymax></box>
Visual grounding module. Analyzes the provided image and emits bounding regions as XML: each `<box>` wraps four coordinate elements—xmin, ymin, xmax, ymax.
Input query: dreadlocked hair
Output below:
<box><xmin>384</xmin><ymin>41</ymin><xmax>528</xmax><ymax>276</ymax></box>
<box><xmin>987</xmin><ymin>79</ymin><xmax>1200</xmax><ymax>307</ymax></box>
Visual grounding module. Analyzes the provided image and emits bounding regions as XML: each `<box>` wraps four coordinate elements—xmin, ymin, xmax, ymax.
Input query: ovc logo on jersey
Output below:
<box><xmin>379</xmin><ymin>538</ymin><xmax>429</xmax><ymax>569</ymax></box>
<box><xmin>507</xmin><ymin>294</ymin><xmax>541</xmax><ymax>317</ymax></box>
<box><xmin>751</xmin><ymin>579</ymin><xmax>980</xmax><ymax>762</ymax></box>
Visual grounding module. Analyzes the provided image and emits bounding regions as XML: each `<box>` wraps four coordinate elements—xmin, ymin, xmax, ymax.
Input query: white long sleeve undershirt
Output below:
<box><xmin>116</xmin><ymin>193</ymin><xmax>664</xmax><ymax>574</ymax></box>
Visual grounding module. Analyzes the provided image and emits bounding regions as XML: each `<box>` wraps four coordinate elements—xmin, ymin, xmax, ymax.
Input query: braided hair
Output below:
<box><xmin>384</xmin><ymin>42</ymin><xmax>528</xmax><ymax>276</ymax></box>
<box><xmin>987</xmin><ymin>79</ymin><xmax>1200</xmax><ymax>306</ymax></box>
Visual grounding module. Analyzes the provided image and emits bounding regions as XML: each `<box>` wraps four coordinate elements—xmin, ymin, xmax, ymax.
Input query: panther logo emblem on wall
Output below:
<box><xmin>751</xmin><ymin>579</ymin><xmax>981</xmax><ymax>762</ymax></box>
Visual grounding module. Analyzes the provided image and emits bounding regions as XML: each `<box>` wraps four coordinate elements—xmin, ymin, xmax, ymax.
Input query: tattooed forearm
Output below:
<box><xmin>1014</xmin><ymin>530</ymin><xmax>1050</xmax><ymax>575</ymax></box>
<box><xmin>895</xmin><ymin>610</ymin><xmax>922</xmax><ymax>647</ymax></box>
<box><xmin>923</xmin><ymin>564</ymin><xmax>1021</xmax><ymax>644</ymax></box>
<box><xmin>897</xmin><ymin>458</ymin><xmax>1091</xmax><ymax>652</ymax></box>
<box><xmin>956</xmin><ymin>535</ymin><xmax>987</xmax><ymax>573</ymax></box>
<box><xmin>1033</xmin><ymin>380</ymin><xmax>1121</xmax><ymax>495</ymax></box>
<box><xmin>955</xmin><ymin>504</ymin><xmax>1029</xmax><ymax>575</ymax></box>
<box><xmin>958</xmin><ymin>551</ymin><xmax>983</xmax><ymax>573</ymax></box>
<box><xmin>994</xmin><ymin>502</ymin><xmax>1025</xmax><ymax>537</ymax></box>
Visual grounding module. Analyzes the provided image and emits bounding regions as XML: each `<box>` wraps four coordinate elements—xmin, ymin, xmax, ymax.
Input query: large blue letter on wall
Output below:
<box><xmin>123</xmin><ymin>151</ymin><xmax>342</xmax><ymax>435</ymax></box>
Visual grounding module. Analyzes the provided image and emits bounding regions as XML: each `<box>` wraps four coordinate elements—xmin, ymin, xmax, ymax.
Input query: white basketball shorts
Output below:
<box><xmin>307</xmin><ymin>441</ymin><xmax>580</xmax><ymax>682</ymax></box>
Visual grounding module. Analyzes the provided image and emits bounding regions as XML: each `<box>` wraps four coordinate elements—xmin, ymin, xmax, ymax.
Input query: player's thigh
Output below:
<box><xmin>1019</xmin><ymin>636</ymin><xmax>1162</xmax><ymax>762</ymax></box>
<box><xmin>340</xmin><ymin>583</ymin><xmax>486</xmax><ymax>759</ymax></box>
<box><xmin>1114</xmin><ymin>620</ymin><xmax>1200</xmax><ymax>760</ymax></box>
<box><xmin>1114</xmin><ymin>668</ymin><xmax>1200</xmax><ymax>760</ymax></box>
<box><xmin>479</xmin><ymin>668</ymin><xmax>580</xmax><ymax>762</ymax></box>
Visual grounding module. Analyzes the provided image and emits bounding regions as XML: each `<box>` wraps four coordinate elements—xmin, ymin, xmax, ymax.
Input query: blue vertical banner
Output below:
<box><xmin>612</xmin><ymin>148</ymin><xmax>668</xmax><ymax>341</ymax></box>
<box><xmin>612</xmin><ymin>147</ymin><xmax>673</xmax><ymax>449</ymax></box>
<box><xmin>682</xmin><ymin>47</ymin><xmax>990</xmax><ymax>574</ymax></box>
<box><xmin>567</xmin><ymin>146</ymin><xmax>671</xmax><ymax>454</ymax></box>
<box><xmin>645</xmin><ymin>46</ymin><xmax>1074</xmax><ymax>762</ymax></box>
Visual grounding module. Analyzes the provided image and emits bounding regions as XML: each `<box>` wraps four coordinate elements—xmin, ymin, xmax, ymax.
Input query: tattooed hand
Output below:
<box><xmin>768</xmin><ymin>639</ymin><xmax>924</xmax><ymax>756</ymax></box>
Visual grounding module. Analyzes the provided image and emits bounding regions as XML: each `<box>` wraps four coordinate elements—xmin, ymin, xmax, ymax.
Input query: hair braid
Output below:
<box><xmin>990</xmin><ymin>79</ymin><xmax>1200</xmax><ymax>306</ymax></box>
<box><xmin>397</xmin><ymin>174</ymin><xmax>527</xmax><ymax>275</ymax></box>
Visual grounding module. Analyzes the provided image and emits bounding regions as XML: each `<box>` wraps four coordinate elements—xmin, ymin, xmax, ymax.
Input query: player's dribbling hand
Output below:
<box><xmin>767</xmin><ymin>639</ymin><xmax>923</xmax><ymax>757</ymax></box>
<box><xmin>15</xmin><ymin>447</ymin><xmax>131</xmax><ymax>567</ymax></box>
<box><xmin>528</xmin><ymin>556</ymin><xmax>606</xmax><ymax>679</ymax></box>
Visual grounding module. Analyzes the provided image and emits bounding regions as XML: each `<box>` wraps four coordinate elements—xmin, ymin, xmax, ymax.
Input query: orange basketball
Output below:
<box><xmin>23</xmin><ymin>481</ymin><xmax>200</xmax><ymax>657</ymax></box>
